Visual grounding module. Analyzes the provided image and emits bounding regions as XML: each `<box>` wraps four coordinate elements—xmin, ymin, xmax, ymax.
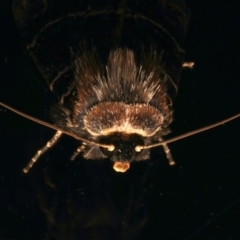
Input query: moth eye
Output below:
<box><xmin>107</xmin><ymin>145</ymin><xmax>115</xmax><ymax>152</ymax></box>
<box><xmin>135</xmin><ymin>146</ymin><xmax>142</xmax><ymax>152</ymax></box>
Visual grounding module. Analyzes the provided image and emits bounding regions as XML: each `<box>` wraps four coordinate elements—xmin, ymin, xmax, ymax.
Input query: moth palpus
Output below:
<box><xmin>1</xmin><ymin>0</ymin><xmax>239</xmax><ymax>173</ymax></box>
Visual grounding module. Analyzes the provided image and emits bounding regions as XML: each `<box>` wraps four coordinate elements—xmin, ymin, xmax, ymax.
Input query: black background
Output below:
<box><xmin>0</xmin><ymin>0</ymin><xmax>240</xmax><ymax>239</ymax></box>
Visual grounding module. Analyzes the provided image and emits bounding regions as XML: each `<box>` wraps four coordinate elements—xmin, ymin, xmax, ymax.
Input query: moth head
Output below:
<box><xmin>79</xmin><ymin>101</ymin><xmax>165</xmax><ymax>173</ymax></box>
<box><xmin>98</xmin><ymin>133</ymin><xmax>148</xmax><ymax>173</ymax></box>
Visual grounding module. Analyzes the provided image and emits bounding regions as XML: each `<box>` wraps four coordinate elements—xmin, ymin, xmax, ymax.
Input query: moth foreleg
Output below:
<box><xmin>159</xmin><ymin>137</ymin><xmax>176</xmax><ymax>166</ymax></box>
<box><xmin>70</xmin><ymin>144</ymin><xmax>86</xmax><ymax>161</ymax></box>
<box><xmin>23</xmin><ymin>130</ymin><xmax>62</xmax><ymax>173</ymax></box>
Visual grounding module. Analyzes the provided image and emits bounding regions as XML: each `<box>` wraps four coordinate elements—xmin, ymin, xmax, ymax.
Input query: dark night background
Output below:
<box><xmin>0</xmin><ymin>0</ymin><xmax>240</xmax><ymax>239</ymax></box>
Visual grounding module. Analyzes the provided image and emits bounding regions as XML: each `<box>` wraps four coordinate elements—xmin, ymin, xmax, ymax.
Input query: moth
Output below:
<box><xmin>1</xmin><ymin>0</ymin><xmax>239</xmax><ymax>174</ymax></box>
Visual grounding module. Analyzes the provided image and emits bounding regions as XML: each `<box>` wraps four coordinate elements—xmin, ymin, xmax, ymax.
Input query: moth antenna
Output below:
<box><xmin>70</xmin><ymin>144</ymin><xmax>86</xmax><ymax>161</ymax></box>
<box><xmin>135</xmin><ymin>112</ymin><xmax>240</xmax><ymax>151</ymax></box>
<box><xmin>23</xmin><ymin>130</ymin><xmax>62</xmax><ymax>173</ymax></box>
<box><xmin>0</xmin><ymin>102</ymin><xmax>114</xmax><ymax>150</ymax></box>
<box><xmin>182</xmin><ymin>62</ymin><xmax>195</xmax><ymax>68</ymax></box>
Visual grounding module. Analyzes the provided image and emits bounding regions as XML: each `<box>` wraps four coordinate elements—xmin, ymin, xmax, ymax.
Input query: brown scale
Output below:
<box><xmin>84</xmin><ymin>102</ymin><xmax>163</xmax><ymax>137</ymax></box>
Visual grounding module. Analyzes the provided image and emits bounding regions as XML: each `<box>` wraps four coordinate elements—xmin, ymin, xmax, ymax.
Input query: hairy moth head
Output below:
<box><xmin>50</xmin><ymin>48</ymin><xmax>173</xmax><ymax>172</ymax></box>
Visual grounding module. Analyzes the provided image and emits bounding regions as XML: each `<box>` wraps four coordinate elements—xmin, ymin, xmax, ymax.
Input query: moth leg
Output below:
<box><xmin>59</xmin><ymin>81</ymin><xmax>75</xmax><ymax>104</ymax></box>
<box><xmin>182</xmin><ymin>62</ymin><xmax>194</xmax><ymax>68</ymax></box>
<box><xmin>23</xmin><ymin>130</ymin><xmax>62</xmax><ymax>173</ymax></box>
<box><xmin>70</xmin><ymin>144</ymin><xmax>86</xmax><ymax>161</ymax></box>
<box><xmin>159</xmin><ymin>137</ymin><xmax>175</xmax><ymax>166</ymax></box>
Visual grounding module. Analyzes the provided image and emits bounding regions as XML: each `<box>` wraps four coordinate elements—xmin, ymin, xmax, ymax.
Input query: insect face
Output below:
<box><xmin>98</xmin><ymin>133</ymin><xmax>146</xmax><ymax>172</ymax></box>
